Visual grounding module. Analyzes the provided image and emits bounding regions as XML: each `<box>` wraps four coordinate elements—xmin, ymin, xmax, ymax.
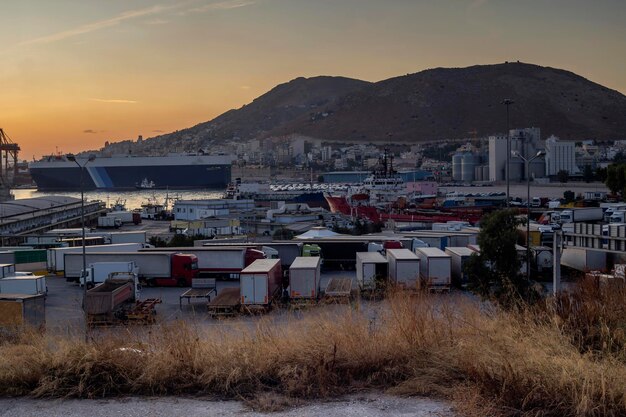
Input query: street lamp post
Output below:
<box><xmin>66</xmin><ymin>154</ymin><xmax>95</xmax><ymax>312</ymax></box>
<box><xmin>502</xmin><ymin>99</ymin><xmax>514</xmax><ymax>207</ymax></box>
<box><xmin>512</xmin><ymin>150</ymin><xmax>545</xmax><ymax>283</ymax></box>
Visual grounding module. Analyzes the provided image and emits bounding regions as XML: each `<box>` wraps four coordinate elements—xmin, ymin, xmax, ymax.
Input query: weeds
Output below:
<box><xmin>0</xmin><ymin>284</ymin><xmax>624</xmax><ymax>416</ymax></box>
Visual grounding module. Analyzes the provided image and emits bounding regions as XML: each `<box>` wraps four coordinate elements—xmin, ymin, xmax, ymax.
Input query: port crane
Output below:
<box><xmin>0</xmin><ymin>129</ymin><xmax>20</xmax><ymax>186</ymax></box>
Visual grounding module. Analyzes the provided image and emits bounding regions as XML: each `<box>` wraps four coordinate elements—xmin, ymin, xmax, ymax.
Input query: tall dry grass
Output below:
<box><xmin>0</xmin><ymin>285</ymin><xmax>624</xmax><ymax>416</ymax></box>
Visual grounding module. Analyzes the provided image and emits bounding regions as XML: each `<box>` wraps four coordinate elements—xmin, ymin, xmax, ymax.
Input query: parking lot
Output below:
<box><xmin>43</xmin><ymin>271</ymin><xmax>358</xmax><ymax>335</ymax></box>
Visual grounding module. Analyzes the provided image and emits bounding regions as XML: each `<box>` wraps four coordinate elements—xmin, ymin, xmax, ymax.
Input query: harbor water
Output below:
<box><xmin>12</xmin><ymin>188</ymin><xmax>223</xmax><ymax>211</ymax></box>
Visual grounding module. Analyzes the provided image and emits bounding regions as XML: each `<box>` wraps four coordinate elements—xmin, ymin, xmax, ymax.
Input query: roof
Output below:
<box><xmin>416</xmin><ymin>247</ymin><xmax>450</xmax><ymax>258</ymax></box>
<box><xmin>386</xmin><ymin>248</ymin><xmax>418</xmax><ymax>260</ymax></box>
<box><xmin>357</xmin><ymin>252</ymin><xmax>387</xmax><ymax>263</ymax></box>
<box><xmin>444</xmin><ymin>247</ymin><xmax>474</xmax><ymax>257</ymax></box>
<box><xmin>290</xmin><ymin>256</ymin><xmax>321</xmax><ymax>269</ymax></box>
<box><xmin>295</xmin><ymin>227</ymin><xmax>340</xmax><ymax>239</ymax></box>
<box><xmin>0</xmin><ymin>196</ymin><xmax>81</xmax><ymax>217</ymax></box>
<box><xmin>241</xmin><ymin>258</ymin><xmax>280</xmax><ymax>273</ymax></box>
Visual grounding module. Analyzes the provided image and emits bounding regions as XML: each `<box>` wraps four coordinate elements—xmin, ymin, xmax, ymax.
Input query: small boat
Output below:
<box><xmin>136</xmin><ymin>178</ymin><xmax>155</xmax><ymax>189</ymax></box>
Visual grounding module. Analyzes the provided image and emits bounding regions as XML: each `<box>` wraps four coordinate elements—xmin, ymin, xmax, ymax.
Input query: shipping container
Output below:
<box><xmin>416</xmin><ymin>247</ymin><xmax>451</xmax><ymax>288</ymax></box>
<box><xmin>98</xmin><ymin>216</ymin><xmax>121</xmax><ymax>228</ymax></box>
<box><xmin>0</xmin><ymin>294</ymin><xmax>45</xmax><ymax>329</ymax></box>
<box><xmin>109</xmin><ymin>231</ymin><xmax>147</xmax><ymax>244</ymax></box>
<box><xmin>240</xmin><ymin>259</ymin><xmax>282</xmax><ymax>306</ymax></box>
<box><xmin>107</xmin><ymin>211</ymin><xmax>134</xmax><ymax>223</ymax></box>
<box><xmin>0</xmin><ymin>276</ymin><xmax>47</xmax><ymax>295</ymax></box>
<box><xmin>289</xmin><ymin>256</ymin><xmax>321</xmax><ymax>299</ymax></box>
<box><xmin>356</xmin><ymin>252</ymin><xmax>388</xmax><ymax>290</ymax></box>
<box><xmin>445</xmin><ymin>246</ymin><xmax>474</xmax><ymax>287</ymax></box>
<box><xmin>386</xmin><ymin>249</ymin><xmax>420</xmax><ymax>286</ymax></box>
<box><xmin>561</xmin><ymin>248</ymin><xmax>607</xmax><ymax>272</ymax></box>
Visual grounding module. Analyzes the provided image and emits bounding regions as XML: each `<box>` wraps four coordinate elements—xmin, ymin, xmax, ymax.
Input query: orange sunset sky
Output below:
<box><xmin>2</xmin><ymin>0</ymin><xmax>625</xmax><ymax>159</ymax></box>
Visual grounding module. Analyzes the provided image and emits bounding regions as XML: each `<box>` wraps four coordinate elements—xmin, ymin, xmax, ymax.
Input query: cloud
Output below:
<box><xmin>19</xmin><ymin>4</ymin><xmax>180</xmax><ymax>46</ymax></box>
<box><xmin>144</xmin><ymin>18</ymin><xmax>169</xmax><ymax>25</ymax></box>
<box><xmin>184</xmin><ymin>0</ymin><xmax>255</xmax><ymax>14</ymax></box>
<box><xmin>90</xmin><ymin>98</ymin><xmax>138</xmax><ymax>104</ymax></box>
<box><xmin>83</xmin><ymin>129</ymin><xmax>98</xmax><ymax>134</ymax></box>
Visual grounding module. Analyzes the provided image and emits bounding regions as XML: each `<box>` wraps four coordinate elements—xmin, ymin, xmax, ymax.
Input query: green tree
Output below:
<box><xmin>582</xmin><ymin>165</ymin><xmax>594</xmax><ymax>183</ymax></box>
<box><xmin>605</xmin><ymin>164</ymin><xmax>626</xmax><ymax>195</ymax></box>
<box><xmin>464</xmin><ymin>209</ymin><xmax>536</xmax><ymax>307</ymax></box>
<box><xmin>557</xmin><ymin>169</ymin><xmax>569</xmax><ymax>183</ymax></box>
<box><xmin>595</xmin><ymin>166</ymin><xmax>607</xmax><ymax>183</ymax></box>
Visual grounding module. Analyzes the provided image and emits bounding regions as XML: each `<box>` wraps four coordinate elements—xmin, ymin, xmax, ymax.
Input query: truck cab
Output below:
<box><xmin>168</xmin><ymin>253</ymin><xmax>199</xmax><ymax>287</ymax></box>
<box><xmin>302</xmin><ymin>244</ymin><xmax>321</xmax><ymax>257</ymax></box>
<box><xmin>531</xmin><ymin>197</ymin><xmax>541</xmax><ymax>208</ymax></box>
<box><xmin>610</xmin><ymin>211</ymin><xmax>626</xmax><ymax>224</ymax></box>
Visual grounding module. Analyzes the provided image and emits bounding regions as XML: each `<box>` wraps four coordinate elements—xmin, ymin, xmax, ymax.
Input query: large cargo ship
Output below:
<box><xmin>29</xmin><ymin>154</ymin><xmax>234</xmax><ymax>191</ymax></box>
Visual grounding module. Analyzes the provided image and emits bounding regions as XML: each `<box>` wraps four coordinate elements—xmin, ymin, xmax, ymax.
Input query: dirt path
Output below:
<box><xmin>0</xmin><ymin>394</ymin><xmax>456</xmax><ymax>416</ymax></box>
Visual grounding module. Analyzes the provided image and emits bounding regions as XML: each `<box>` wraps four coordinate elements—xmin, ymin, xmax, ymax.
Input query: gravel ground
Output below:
<box><xmin>0</xmin><ymin>394</ymin><xmax>456</xmax><ymax>417</ymax></box>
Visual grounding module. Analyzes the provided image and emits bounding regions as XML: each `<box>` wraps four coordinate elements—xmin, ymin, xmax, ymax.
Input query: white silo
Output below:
<box><xmin>461</xmin><ymin>153</ymin><xmax>475</xmax><ymax>182</ymax></box>
<box><xmin>452</xmin><ymin>153</ymin><xmax>463</xmax><ymax>181</ymax></box>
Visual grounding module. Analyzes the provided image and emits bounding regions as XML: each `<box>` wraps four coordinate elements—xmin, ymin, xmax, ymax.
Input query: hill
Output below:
<box><xmin>108</xmin><ymin>62</ymin><xmax>626</xmax><ymax>153</ymax></box>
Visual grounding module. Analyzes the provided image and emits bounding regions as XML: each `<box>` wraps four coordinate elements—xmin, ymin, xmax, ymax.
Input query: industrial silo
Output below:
<box><xmin>452</xmin><ymin>153</ymin><xmax>463</xmax><ymax>181</ymax></box>
<box><xmin>461</xmin><ymin>153</ymin><xmax>475</xmax><ymax>182</ymax></box>
<box><xmin>474</xmin><ymin>166</ymin><xmax>483</xmax><ymax>182</ymax></box>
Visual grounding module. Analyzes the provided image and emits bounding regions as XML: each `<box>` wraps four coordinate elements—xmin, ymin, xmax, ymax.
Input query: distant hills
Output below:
<box><xmin>107</xmin><ymin>62</ymin><xmax>626</xmax><ymax>153</ymax></box>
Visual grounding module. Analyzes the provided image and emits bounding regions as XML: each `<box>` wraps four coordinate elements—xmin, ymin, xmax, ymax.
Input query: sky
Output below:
<box><xmin>2</xmin><ymin>0</ymin><xmax>625</xmax><ymax>159</ymax></box>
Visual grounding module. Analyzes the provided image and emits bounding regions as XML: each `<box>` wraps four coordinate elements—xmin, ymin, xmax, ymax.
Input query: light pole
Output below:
<box><xmin>512</xmin><ymin>149</ymin><xmax>545</xmax><ymax>283</ymax></box>
<box><xmin>502</xmin><ymin>99</ymin><xmax>514</xmax><ymax>207</ymax></box>
<box><xmin>66</xmin><ymin>154</ymin><xmax>95</xmax><ymax>310</ymax></box>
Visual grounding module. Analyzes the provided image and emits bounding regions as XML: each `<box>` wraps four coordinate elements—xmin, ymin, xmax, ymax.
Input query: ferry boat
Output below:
<box><xmin>29</xmin><ymin>153</ymin><xmax>234</xmax><ymax>191</ymax></box>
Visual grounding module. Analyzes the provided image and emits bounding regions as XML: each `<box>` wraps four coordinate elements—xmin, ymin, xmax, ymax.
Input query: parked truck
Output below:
<box><xmin>416</xmin><ymin>247</ymin><xmax>451</xmax><ymax>290</ymax></box>
<box><xmin>84</xmin><ymin>278</ymin><xmax>135</xmax><ymax>325</ymax></box>
<box><xmin>140</xmin><ymin>247</ymin><xmax>265</xmax><ymax>279</ymax></box>
<box><xmin>98</xmin><ymin>216</ymin><xmax>122</xmax><ymax>228</ymax></box>
<box><xmin>610</xmin><ymin>211</ymin><xmax>626</xmax><ymax>224</ymax></box>
<box><xmin>64</xmin><ymin>252</ymin><xmax>198</xmax><ymax>286</ymax></box>
<box><xmin>201</xmin><ymin>242</ymin><xmax>304</xmax><ymax>268</ymax></box>
<box><xmin>288</xmin><ymin>256</ymin><xmax>322</xmax><ymax>300</ymax></box>
<box><xmin>47</xmin><ymin>243</ymin><xmax>145</xmax><ymax>273</ymax></box>
<box><xmin>356</xmin><ymin>252</ymin><xmax>388</xmax><ymax>290</ymax></box>
<box><xmin>240</xmin><ymin>259</ymin><xmax>282</xmax><ymax>307</ymax></box>
<box><xmin>386</xmin><ymin>248</ymin><xmax>420</xmax><ymax>287</ymax></box>
<box><xmin>559</xmin><ymin>207</ymin><xmax>603</xmax><ymax>223</ymax></box>
<box><xmin>106</xmin><ymin>211</ymin><xmax>134</xmax><ymax>224</ymax></box>
<box><xmin>445</xmin><ymin>246</ymin><xmax>474</xmax><ymax>288</ymax></box>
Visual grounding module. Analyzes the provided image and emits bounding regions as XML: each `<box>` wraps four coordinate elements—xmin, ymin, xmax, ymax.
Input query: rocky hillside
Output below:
<box><xmin>107</xmin><ymin>62</ymin><xmax>626</xmax><ymax>152</ymax></box>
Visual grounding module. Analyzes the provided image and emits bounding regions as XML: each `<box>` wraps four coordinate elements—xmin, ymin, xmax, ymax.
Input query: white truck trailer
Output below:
<box><xmin>356</xmin><ymin>252</ymin><xmax>388</xmax><ymax>290</ymax></box>
<box><xmin>0</xmin><ymin>275</ymin><xmax>47</xmax><ymax>295</ymax></box>
<box><xmin>81</xmin><ymin>261</ymin><xmax>139</xmax><ymax>287</ymax></box>
<box><xmin>445</xmin><ymin>246</ymin><xmax>474</xmax><ymax>287</ymax></box>
<box><xmin>288</xmin><ymin>256</ymin><xmax>321</xmax><ymax>300</ymax></box>
<box><xmin>416</xmin><ymin>247</ymin><xmax>451</xmax><ymax>290</ymax></box>
<box><xmin>561</xmin><ymin>248</ymin><xmax>607</xmax><ymax>272</ymax></box>
<box><xmin>386</xmin><ymin>249</ymin><xmax>420</xmax><ymax>287</ymax></box>
<box><xmin>47</xmin><ymin>243</ymin><xmax>144</xmax><ymax>273</ymax></box>
<box><xmin>108</xmin><ymin>231</ymin><xmax>147</xmax><ymax>244</ymax></box>
<box><xmin>240</xmin><ymin>259</ymin><xmax>282</xmax><ymax>306</ymax></box>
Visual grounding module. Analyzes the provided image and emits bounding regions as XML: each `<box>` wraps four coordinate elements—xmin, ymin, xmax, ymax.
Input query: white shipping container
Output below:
<box><xmin>289</xmin><ymin>256</ymin><xmax>321</xmax><ymax>299</ymax></box>
<box><xmin>386</xmin><ymin>249</ymin><xmax>420</xmax><ymax>286</ymax></box>
<box><xmin>47</xmin><ymin>243</ymin><xmax>143</xmax><ymax>272</ymax></box>
<box><xmin>98</xmin><ymin>216</ymin><xmax>120</xmax><ymax>228</ymax></box>
<box><xmin>445</xmin><ymin>247</ymin><xmax>474</xmax><ymax>286</ymax></box>
<box><xmin>416</xmin><ymin>247</ymin><xmax>451</xmax><ymax>287</ymax></box>
<box><xmin>240</xmin><ymin>259</ymin><xmax>281</xmax><ymax>305</ymax></box>
<box><xmin>356</xmin><ymin>252</ymin><xmax>388</xmax><ymax>290</ymax></box>
<box><xmin>107</xmin><ymin>211</ymin><xmax>134</xmax><ymax>223</ymax></box>
<box><xmin>0</xmin><ymin>276</ymin><xmax>46</xmax><ymax>295</ymax></box>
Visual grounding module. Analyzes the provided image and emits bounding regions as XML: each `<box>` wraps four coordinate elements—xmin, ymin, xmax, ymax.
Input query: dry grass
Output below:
<box><xmin>0</xmin><ymin>284</ymin><xmax>625</xmax><ymax>416</ymax></box>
